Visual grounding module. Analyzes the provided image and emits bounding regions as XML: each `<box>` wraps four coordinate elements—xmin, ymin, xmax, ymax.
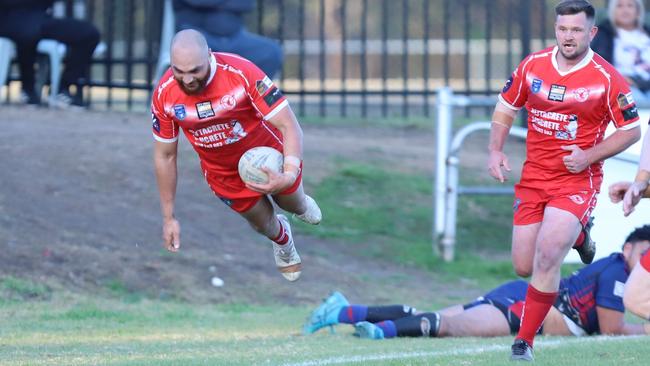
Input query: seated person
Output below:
<box><xmin>592</xmin><ymin>0</ymin><xmax>650</xmax><ymax>103</ymax></box>
<box><xmin>0</xmin><ymin>0</ymin><xmax>100</xmax><ymax>106</ymax></box>
<box><xmin>173</xmin><ymin>0</ymin><xmax>283</xmax><ymax>78</ymax></box>
<box><xmin>304</xmin><ymin>226</ymin><xmax>650</xmax><ymax>339</ymax></box>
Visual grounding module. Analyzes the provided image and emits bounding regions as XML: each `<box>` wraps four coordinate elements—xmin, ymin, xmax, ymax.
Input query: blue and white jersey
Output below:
<box><xmin>555</xmin><ymin>253</ymin><xmax>629</xmax><ymax>334</ymax></box>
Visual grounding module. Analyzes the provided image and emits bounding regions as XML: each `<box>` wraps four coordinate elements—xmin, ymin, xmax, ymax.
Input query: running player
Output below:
<box><xmin>304</xmin><ymin>226</ymin><xmax>650</xmax><ymax>339</ymax></box>
<box><xmin>152</xmin><ymin>29</ymin><xmax>321</xmax><ymax>282</ymax></box>
<box><xmin>487</xmin><ymin>1</ymin><xmax>641</xmax><ymax>361</ymax></box>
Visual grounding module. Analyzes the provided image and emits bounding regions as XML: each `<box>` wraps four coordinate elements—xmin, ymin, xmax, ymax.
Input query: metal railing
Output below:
<box><xmin>434</xmin><ymin>88</ymin><xmax>646</xmax><ymax>262</ymax></box>
<box><xmin>3</xmin><ymin>0</ymin><xmax>615</xmax><ymax>115</ymax></box>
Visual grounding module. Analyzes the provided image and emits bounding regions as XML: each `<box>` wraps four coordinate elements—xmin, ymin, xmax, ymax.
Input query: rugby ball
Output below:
<box><xmin>238</xmin><ymin>146</ymin><xmax>284</xmax><ymax>184</ymax></box>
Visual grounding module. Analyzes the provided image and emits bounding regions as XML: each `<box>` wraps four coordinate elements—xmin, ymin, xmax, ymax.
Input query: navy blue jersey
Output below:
<box><xmin>555</xmin><ymin>253</ymin><xmax>629</xmax><ymax>334</ymax></box>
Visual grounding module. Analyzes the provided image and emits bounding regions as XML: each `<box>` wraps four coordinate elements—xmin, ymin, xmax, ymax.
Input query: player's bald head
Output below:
<box><xmin>170</xmin><ymin>29</ymin><xmax>210</xmax><ymax>67</ymax></box>
<box><xmin>170</xmin><ymin>29</ymin><xmax>212</xmax><ymax>95</ymax></box>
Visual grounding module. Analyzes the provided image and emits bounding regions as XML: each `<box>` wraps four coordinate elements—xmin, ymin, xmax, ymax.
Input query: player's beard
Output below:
<box><xmin>558</xmin><ymin>41</ymin><xmax>588</xmax><ymax>61</ymax></box>
<box><xmin>176</xmin><ymin>64</ymin><xmax>211</xmax><ymax>95</ymax></box>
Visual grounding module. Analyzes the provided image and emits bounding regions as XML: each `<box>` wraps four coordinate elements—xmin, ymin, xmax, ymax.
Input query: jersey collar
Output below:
<box><xmin>206</xmin><ymin>53</ymin><xmax>217</xmax><ymax>86</ymax></box>
<box><xmin>551</xmin><ymin>46</ymin><xmax>594</xmax><ymax>76</ymax></box>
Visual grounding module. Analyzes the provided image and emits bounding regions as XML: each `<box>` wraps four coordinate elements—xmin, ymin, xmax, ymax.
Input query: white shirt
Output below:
<box><xmin>613</xmin><ymin>28</ymin><xmax>650</xmax><ymax>80</ymax></box>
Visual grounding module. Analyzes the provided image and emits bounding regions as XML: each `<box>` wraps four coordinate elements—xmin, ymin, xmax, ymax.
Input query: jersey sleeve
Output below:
<box><xmin>607</xmin><ymin>72</ymin><xmax>640</xmax><ymax>130</ymax></box>
<box><xmin>498</xmin><ymin>57</ymin><xmax>531</xmax><ymax>111</ymax></box>
<box><xmin>594</xmin><ymin>259</ymin><xmax>627</xmax><ymax>312</ymax></box>
<box><xmin>241</xmin><ymin>60</ymin><xmax>288</xmax><ymax>120</ymax></box>
<box><xmin>151</xmin><ymin>81</ymin><xmax>179</xmax><ymax>143</ymax></box>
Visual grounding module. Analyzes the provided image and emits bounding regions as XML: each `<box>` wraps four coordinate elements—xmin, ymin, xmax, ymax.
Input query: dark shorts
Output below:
<box><xmin>462</xmin><ymin>280</ymin><xmax>541</xmax><ymax>335</ymax></box>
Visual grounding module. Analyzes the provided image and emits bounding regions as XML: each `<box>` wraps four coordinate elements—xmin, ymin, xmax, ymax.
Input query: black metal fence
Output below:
<box><xmin>6</xmin><ymin>0</ymin><xmax>619</xmax><ymax>116</ymax></box>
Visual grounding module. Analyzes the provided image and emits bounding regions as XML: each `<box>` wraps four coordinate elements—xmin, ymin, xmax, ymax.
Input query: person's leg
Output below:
<box><xmin>238</xmin><ymin>195</ymin><xmax>280</xmax><ymax>238</ymax></box>
<box><xmin>511</xmin><ymin>184</ymin><xmax>546</xmax><ymax>277</ymax></box>
<box><xmin>439</xmin><ymin>304</ymin><xmax>511</xmax><ymax>337</ymax></box>
<box><xmin>515</xmin><ymin>207</ymin><xmax>580</xmax><ymax>347</ymax></box>
<box><xmin>512</xmin><ymin>223</ymin><xmax>541</xmax><ymax>277</ymax></box>
<box><xmin>40</xmin><ymin>17</ymin><xmax>99</xmax><ymax>99</ymax></box>
<box><xmin>0</xmin><ymin>17</ymin><xmax>41</xmax><ymax>101</ymax></box>
<box><xmin>272</xmin><ymin>181</ymin><xmax>321</xmax><ymax>225</ymax></box>
<box><xmin>238</xmin><ymin>195</ymin><xmax>301</xmax><ymax>281</ymax></box>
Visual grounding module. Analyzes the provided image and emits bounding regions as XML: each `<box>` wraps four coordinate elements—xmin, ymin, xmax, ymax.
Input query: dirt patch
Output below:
<box><xmin>0</xmin><ymin>106</ymin><xmax>484</xmax><ymax>307</ymax></box>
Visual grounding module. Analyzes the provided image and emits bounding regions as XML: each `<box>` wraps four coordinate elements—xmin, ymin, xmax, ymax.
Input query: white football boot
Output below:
<box><xmin>273</xmin><ymin>214</ymin><xmax>302</xmax><ymax>281</ymax></box>
<box><xmin>294</xmin><ymin>195</ymin><xmax>322</xmax><ymax>225</ymax></box>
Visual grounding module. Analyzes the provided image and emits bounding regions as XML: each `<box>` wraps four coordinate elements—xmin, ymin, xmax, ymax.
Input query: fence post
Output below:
<box><xmin>434</xmin><ymin>87</ymin><xmax>453</xmax><ymax>256</ymax></box>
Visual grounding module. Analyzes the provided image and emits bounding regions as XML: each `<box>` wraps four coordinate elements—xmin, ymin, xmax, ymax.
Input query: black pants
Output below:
<box><xmin>0</xmin><ymin>11</ymin><xmax>100</xmax><ymax>95</ymax></box>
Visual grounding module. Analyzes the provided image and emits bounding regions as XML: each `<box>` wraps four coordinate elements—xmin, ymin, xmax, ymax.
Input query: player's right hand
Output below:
<box><xmin>162</xmin><ymin>217</ymin><xmax>181</xmax><ymax>252</ymax></box>
<box><xmin>488</xmin><ymin>150</ymin><xmax>511</xmax><ymax>183</ymax></box>
<box><xmin>608</xmin><ymin>181</ymin><xmax>631</xmax><ymax>204</ymax></box>
<box><xmin>622</xmin><ymin>181</ymin><xmax>648</xmax><ymax>217</ymax></box>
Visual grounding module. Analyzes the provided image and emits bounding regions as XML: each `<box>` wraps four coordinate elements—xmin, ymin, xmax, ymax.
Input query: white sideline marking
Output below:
<box><xmin>283</xmin><ymin>335</ymin><xmax>642</xmax><ymax>366</ymax></box>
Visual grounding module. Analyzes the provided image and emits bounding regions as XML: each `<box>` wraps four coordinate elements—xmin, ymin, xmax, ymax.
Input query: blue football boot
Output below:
<box><xmin>303</xmin><ymin>291</ymin><xmax>349</xmax><ymax>334</ymax></box>
<box><xmin>353</xmin><ymin>321</ymin><xmax>385</xmax><ymax>340</ymax></box>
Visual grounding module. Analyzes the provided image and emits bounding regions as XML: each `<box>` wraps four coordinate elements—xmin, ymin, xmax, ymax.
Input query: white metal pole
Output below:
<box><xmin>434</xmin><ymin>87</ymin><xmax>453</xmax><ymax>255</ymax></box>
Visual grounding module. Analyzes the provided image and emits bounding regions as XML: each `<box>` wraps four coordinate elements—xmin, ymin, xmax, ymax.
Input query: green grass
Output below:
<box><xmin>296</xmin><ymin>159</ymin><xmax>521</xmax><ymax>288</ymax></box>
<box><xmin>1</xmin><ymin>294</ymin><xmax>648</xmax><ymax>365</ymax></box>
<box><xmin>0</xmin><ymin>276</ymin><xmax>51</xmax><ymax>302</ymax></box>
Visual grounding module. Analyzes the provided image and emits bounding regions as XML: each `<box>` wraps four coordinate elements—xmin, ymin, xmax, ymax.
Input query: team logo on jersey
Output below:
<box><xmin>618</xmin><ymin>92</ymin><xmax>639</xmax><ymax>121</ymax></box>
<box><xmin>173</xmin><ymin>104</ymin><xmax>186</xmax><ymax>120</ymax></box>
<box><xmin>502</xmin><ymin>76</ymin><xmax>513</xmax><ymax>93</ymax></box>
<box><xmin>613</xmin><ymin>281</ymin><xmax>625</xmax><ymax>297</ymax></box>
<box><xmin>196</xmin><ymin>101</ymin><xmax>215</xmax><ymax>119</ymax></box>
<box><xmin>548</xmin><ymin>84</ymin><xmax>566</xmax><ymax>102</ymax></box>
<box><xmin>568</xmin><ymin>194</ymin><xmax>585</xmax><ymax>205</ymax></box>
<box><xmin>556</xmin><ymin>114</ymin><xmax>578</xmax><ymax>140</ymax></box>
<box><xmin>256</xmin><ymin>76</ymin><xmax>273</xmax><ymax>95</ymax></box>
<box><xmin>263</xmin><ymin>87</ymin><xmax>283</xmax><ymax>107</ymax></box>
<box><xmin>531</xmin><ymin>79</ymin><xmax>542</xmax><ymax>94</ymax></box>
<box><xmin>617</xmin><ymin>92</ymin><xmax>634</xmax><ymax>108</ymax></box>
<box><xmin>220</xmin><ymin>95</ymin><xmax>236</xmax><ymax>110</ymax></box>
<box><xmin>573</xmin><ymin>88</ymin><xmax>589</xmax><ymax>102</ymax></box>
<box><xmin>225</xmin><ymin>120</ymin><xmax>247</xmax><ymax>144</ymax></box>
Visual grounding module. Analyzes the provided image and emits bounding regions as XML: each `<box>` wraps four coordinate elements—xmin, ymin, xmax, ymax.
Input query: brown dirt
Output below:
<box><xmin>0</xmin><ymin>106</ymin><xmax>484</xmax><ymax>307</ymax></box>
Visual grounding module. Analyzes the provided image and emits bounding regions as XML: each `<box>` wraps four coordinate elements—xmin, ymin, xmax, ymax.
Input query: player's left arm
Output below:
<box><xmin>245</xmin><ymin>105</ymin><xmax>304</xmax><ymax>195</ymax></box>
<box><xmin>596</xmin><ymin>306</ymin><xmax>650</xmax><ymax>335</ymax></box>
<box><xmin>562</xmin><ymin>127</ymin><xmax>640</xmax><ymax>174</ymax></box>
<box><xmin>266</xmin><ymin>105</ymin><xmax>303</xmax><ymax>182</ymax></box>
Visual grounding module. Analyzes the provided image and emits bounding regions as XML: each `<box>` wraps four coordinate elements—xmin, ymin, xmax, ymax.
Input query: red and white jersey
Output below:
<box><xmin>151</xmin><ymin>52</ymin><xmax>288</xmax><ymax>198</ymax></box>
<box><xmin>500</xmin><ymin>46</ymin><xmax>640</xmax><ymax>190</ymax></box>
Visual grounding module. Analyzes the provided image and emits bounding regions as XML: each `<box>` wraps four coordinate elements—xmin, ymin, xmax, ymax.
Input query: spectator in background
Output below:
<box><xmin>592</xmin><ymin>0</ymin><xmax>650</xmax><ymax>103</ymax></box>
<box><xmin>0</xmin><ymin>0</ymin><xmax>100</xmax><ymax>107</ymax></box>
<box><xmin>173</xmin><ymin>0</ymin><xmax>283</xmax><ymax>78</ymax></box>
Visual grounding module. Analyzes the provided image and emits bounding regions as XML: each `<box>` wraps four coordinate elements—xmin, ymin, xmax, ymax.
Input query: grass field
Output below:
<box><xmin>1</xmin><ymin>115</ymin><xmax>637</xmax><ymax>365</ymax></box>
<box><xmin>1</xmin><ymin>294</ymin><xmax>648</xmax><ymax>366</ymax></box>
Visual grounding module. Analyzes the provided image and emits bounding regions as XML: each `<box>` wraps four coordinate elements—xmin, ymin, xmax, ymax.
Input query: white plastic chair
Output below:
<box><xmin>0</xmin><ymin>37</ymin><xmax>15</xmax><ymax>94</ymax></box>
<box><xmin>155</xmin><ymin>0</ymin><xmax>175</xmax><ymax>81</ymax></box>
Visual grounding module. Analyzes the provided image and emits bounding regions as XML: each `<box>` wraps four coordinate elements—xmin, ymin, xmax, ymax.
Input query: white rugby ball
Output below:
<box><xmin>238</xmin><ymin>146</ymin><xmax>284</xmax><ymax>184</ymax></box>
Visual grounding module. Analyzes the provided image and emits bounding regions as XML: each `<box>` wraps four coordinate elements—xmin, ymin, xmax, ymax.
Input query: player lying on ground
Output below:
<box><xmin>304</xmin><ymin>226</ymin><xmax>650</xmax><ymax>339</ymax></box>
<box><xmin>152</xmin><ymin>30</ymin><xmax>321</xmax><ymax>282</ymax></box>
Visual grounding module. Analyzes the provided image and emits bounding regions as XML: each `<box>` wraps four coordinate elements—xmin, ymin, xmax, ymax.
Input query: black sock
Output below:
<box><xmin>366</xmin><ymin>305</ymin><xmax>416</xmax><ymax>322</ymax></box>
<box><xmin>393</xmin><ymin>312</ymin><xmax>441</xmax><ymax>337</ymax></box>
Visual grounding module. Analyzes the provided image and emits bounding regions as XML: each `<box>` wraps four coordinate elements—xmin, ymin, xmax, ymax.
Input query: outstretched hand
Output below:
<box><xmin>162</xmin><ymin>217</ymin><xmax>181</xmax><ymax>252</ymax></box>
<box><xmin>622</xmin><ymin>181</ymin><xmax>648</xmax><ymax>217</ymax></box>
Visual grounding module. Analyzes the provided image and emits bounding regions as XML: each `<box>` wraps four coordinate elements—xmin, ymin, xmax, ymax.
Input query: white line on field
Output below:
<box><xmin>282</xmin><ymin>335</ymin><xmax>643</xmax><ymax>366</ymax></box>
